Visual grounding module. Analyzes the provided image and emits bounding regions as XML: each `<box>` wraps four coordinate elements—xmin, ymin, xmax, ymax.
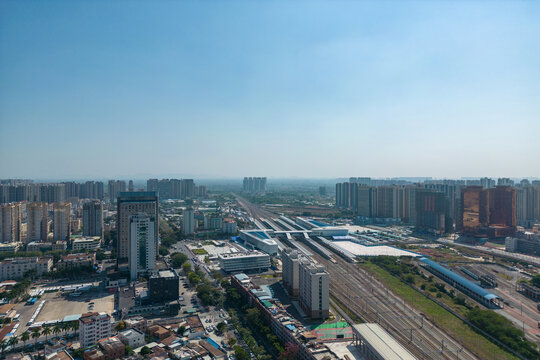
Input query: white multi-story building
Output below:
<box><xmin>298</xmin><ymin>257</ymin><xmax>329</xmax><ymax>319</ymax></box>
<box><xmin>183</xmin><ymin>208</ymin><xmax>195</xmax><ymax>236</ymax></box>
<box><xmin>79</xmin><ymin>312</ymin><xmax>112</xmax><ymax>347</ymax></box>
<box><xmin>0</xmin><ymin>256</ymin><xmax>53</xmax><ymax>281</ymax></box>
<box><xmin>218</xmin><ymin>251</ymin><xmax>270</xmax><ymax>273</ymax></box>
<box><xmin>0</xmin><ymin>203</ymin><xmax>22</xmax><ymax>243</ymax></box>
<box><xmin>128</xmin><ymin>213</ymin><xmax>156</xmax><ymax>281</ymax></box>
<box><xmin>118</xmin><ymin>328</ymin><xmax>145</xmax><ymax>348</ymax></box>
<box><xmin>239</xmin><ymin>229</ymin><xmax>278</xmax><ymax>255</ymax></box>
<box><xmin>83</xmin><ymin>200</ymin><xmax>103</xmax><ymax>239</ymax></box>
<box><xmin>281</xmin><ymin>248</ymin><xmax>300</xmax><ymax>297</ymax></box>
<box><xmin>27</xmin><ymin>202</ymin><xmax>48</xmax><ymax>243</ymax></box>
<box><xmin>117</xmin><ymin>192</ymin><xmax>158</xmax><ymax>263</ymax></box>
<box><xmin>72</xmin><ymin>236</ymin><xmax>101</xmax><ymax>251</ymax></box>
<box><xmin>53</xmin><ymin>202</ymin><xmax>71</xmax><ymax>241</ymax></box>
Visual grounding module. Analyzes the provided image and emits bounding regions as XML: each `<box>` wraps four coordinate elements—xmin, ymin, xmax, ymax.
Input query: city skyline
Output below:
<box><xmin>1</xmin><ymin>1</ymin><xmax>539</xmax><ymax>179</ymax></box>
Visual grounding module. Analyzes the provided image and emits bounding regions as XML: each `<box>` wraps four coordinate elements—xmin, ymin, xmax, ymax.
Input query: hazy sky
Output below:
<box><xmin>1</xmin><ymin>1</ymin><xmax>539</xmax><ymax>180</ymax></box>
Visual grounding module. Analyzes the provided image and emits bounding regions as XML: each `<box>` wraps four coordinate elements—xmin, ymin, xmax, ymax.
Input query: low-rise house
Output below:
<box><xmin>0</xmin><ymin>256</ymin><xmax>52</xmax><ymax>280</ymax></box>
<box><xmin>118</xmin><ymin>328</ymin><xmax>145</xmax><ymax>349</ymax></box>
<box><xmin>45</xmin><ymin>350</ymin><xmax>73</xmax><ymax>360</ymax></box>
<box><xmin>56</xmin><ymin>253</ymin><xmax>96</xmax><ymax>270</ymax></box>
<box><xmin>98</xmin><ymin>336</ymin><xmax>125</xmax><ymax>360</ymax></box>
<box><xmin>124</xmin><ymin>316</ymin><xmax>147</xmax><ymax>333</ymax></box>
<box><xmin>83</xmin><ymin>348</ymin><xmax>105</xmax><ymax>360</ymax></box>
<box><xmin>147</xmin><ymin>325</ymin><xmax>171</xmax><ymax>340</ymax></box>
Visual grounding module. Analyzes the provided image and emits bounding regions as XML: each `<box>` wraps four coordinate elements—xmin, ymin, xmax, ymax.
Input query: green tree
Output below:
<box><xmin>217</xmin><ymin>321</ymin><xmax>226</xmax><ymax>333</ymax></box>
<box><xmin>177</xmin><ymin>325</ymin><xmax>186</xmax><ymax>335</ymax></box>
<box><xmin>182</xmin><ymin>262</ymin><xmax>191</xmax><ymax>274</ymax></box>
<box><xmin>171</xmin><ymin>252</ymin><xmax>188</xmax><ymax>267</ymax></box>
<box><xmin>125</xmin><ymin>345</ymin><xmax>133</xmax><ymax>355</ymax></box>
<box><xmin>31</xmin><ymin>328</ymin><xmax>40</xmax><ymax>344</ymax></box>
<box><xmin>21</xmin><ymin>331</ymin><xmax>29</xmax><ymax>348</ymax></box>
<box><xmin>227</xmin><ymin>338</ymin><xmax>237</xmax><ymax>346</ymax></box>
<box><xmin>0</xmin><ymin>340</ymin><xmax>6</xmax><ymax>356</ymax></box>
<box><xmin>115</xmin><ymin>321</ymin><xmax>126</xmax><ymax>332</ymax></box>
<box><xmin>234</xmin><ymin>345</ymin><xmax>250</xmax><ymax>360</ymax></box>
<box><xmin>532</xmin><ymin>274</ymin><xmax>540</xmax><ymax>288</ymax></box>
<box><xmin>8</xmin><ymin>335</ymin><xmax>19</xmax><ymax>350</ymax></box>
<box><xmin>140</xmin><ymin>346</ymin><xmax>152</xmax><ymax>355</ymax></box>
<box><xmin>42</xmin><ymin>326</ymin><xmax>52</xmax><ymax>341</ymax></box>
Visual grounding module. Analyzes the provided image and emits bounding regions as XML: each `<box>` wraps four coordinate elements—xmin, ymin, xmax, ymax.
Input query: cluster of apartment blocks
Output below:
<box><xmin>0</xmin><ymin>199</ymin><xmax>103</xmax><ymax>244</ymax></box>
<box><xmin>146</xmin><ymin>178</ymin><xmax>206</xmax><ymax>199</ymax></box>
<box><xmin>242</xmin><ymin>177</ymin><xmax>267</xmax><ymax>193</ymax></box>
<box><xmin>336</xmin><ymin>177</ymin><xmax>540</xmax><ymax>235</ymax></box>
<box><xmin>231</xmin><ymin>274</ymin><xmax>340</xmax><ymax>360</ymax></box>
<box><xmin>281</xmin><ymin>248</ymin><xmax>329</xmax><ymax>319</ymax></box>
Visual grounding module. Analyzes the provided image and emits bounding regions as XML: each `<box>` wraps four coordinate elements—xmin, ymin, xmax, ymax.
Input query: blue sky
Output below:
<box><xmin>1</xmin><ymin>0</ymin><xmax>539</xmax><ymax>180</ymax></box>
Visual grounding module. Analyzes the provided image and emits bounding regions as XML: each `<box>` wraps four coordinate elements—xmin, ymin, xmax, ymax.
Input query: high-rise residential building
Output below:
<box><xmin>107</xmin><ymin>180</ymin><xmax>126</xmax><ymax>202</ymax></box>
<box><xmin>183</xmin><ymin>208</ymin><xmax>195</xmax><ymax>236</ymax></box>
<box><xmin>356</xmin><ymin>186</ymin><xmax>377</xmax><ymax>218</ymax></box>
<box><xmin>460</xmin><ymin>186</ymin><xmax>489</xmax><ymax>236</ymax></box>
<box><xmin>79</xmin><ymin>312</ymin><xmax>112</xmax><ymax>347</ymax></box>
<box><xmin>242</xmin><ymin>177</ymin><xmax>267</xmax><ymax>193</ymax></box>
<box><xmin>281</xmin><ymin>248</ymin><xmax>300</xmax><ymax>297</ymax></box>
<box><xmin>376</xmin><ymin>186</ymin><xmax>399</xmax><ymax>219</ymax></box>
<box><xmin>27</xmin><ymin>202</ymin><xmax>48</xmax><ymax>243</ymax></box>
<box><xmin>128</xmin><ymin>213</ymin><xmax>156</xmax><ymax>281</ymax></box>
<box><xmin>53</xmin><ymin>202</ymin><xmax>71</xmax><ymax>241</ymax></box>
<box><xmin>39</xmin><ymin>183</ymin><xmax>66</xmax><ymax>203</ymax></box>
<box><xmin>480</xmin><ymin>177</ymin><xmax>496</xmax><ymax>189</ymax></box>
<box><xmin>319</xmin><ymin>186</ymin><xmax>327</xmax><ymax>196</ymax></box>
<box><xmin>0</xmin><ymin>203</ymin><xmax>22</xmax><ymax>243</ymax></box>
<box><xmin>117</xmin><ymin>192</ymin><xmax>158</xmax><ymax>263</ymax></box>
<box><xmin>83</xmin><ymin>200</ymin><xmax>104</xmax><ymax>239</ymax></box>
<box><xmin>460</xmin><ymin>186</ymin><xmax>516</xmax><ymax>238</ymax></box>
<box><xmin>128</xmin><ymin>180</ymin><xmax>134</xmax><ymax>192</ymax></box>
<box><xmin>415</xmin><ymin>189</ymin><xmax>448</xmax><ymax>234</ymax></box>
<box><xmin>498</xmin><ymin>178</ymin><xmax>514</xmax><ymax>186</ymax></box>
<box><xmin>282</xmin><ymin>248</ymin><xmax>329</xmax><ymax>319</ymax></box>
<box><xmin>82</xmin><ymin>181</ymin><xmax>104</xmax><ymax>200</ymax></box>
<box><xmin>298</xmin><ymin>257</ymin><xmax>329</xmax><ymax>319</ymax></box>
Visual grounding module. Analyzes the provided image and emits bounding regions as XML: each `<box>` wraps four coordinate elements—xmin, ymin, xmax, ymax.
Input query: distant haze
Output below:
<box><xmin>1</xmin><ymin>1</ymin><xmax>539</xmax><ymax>179</ymax></box>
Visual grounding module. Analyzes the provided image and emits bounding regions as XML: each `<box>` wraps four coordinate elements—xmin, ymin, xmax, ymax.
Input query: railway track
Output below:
<box><xmin>314</xmin><ymin>252</ymin><xmax>478</xmax><ymax>360</ymax></box>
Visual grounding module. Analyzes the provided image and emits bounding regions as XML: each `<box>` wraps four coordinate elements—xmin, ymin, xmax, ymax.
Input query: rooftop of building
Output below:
<box><xmin>218</xmin><ymin>251</ymin><xmax>268</xmax><ymax>259</ymax></box>
<box><xmin>353</xmin><ymin>323</ymin><xmax>417</xmax><ymax>360</ymax></box>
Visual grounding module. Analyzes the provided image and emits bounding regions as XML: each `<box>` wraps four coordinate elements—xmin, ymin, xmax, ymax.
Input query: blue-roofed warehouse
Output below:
<box><xmin>419</xmin><ymin>258</ymin><xmax>500</xmax><ymax>309</ymax></box>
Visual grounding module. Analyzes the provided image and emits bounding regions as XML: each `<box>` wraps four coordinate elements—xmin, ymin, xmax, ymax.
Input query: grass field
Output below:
<box><xmin>359</xmin><ymin>262</ymin><xmax>519</xmax><ymax>360</ymax></box>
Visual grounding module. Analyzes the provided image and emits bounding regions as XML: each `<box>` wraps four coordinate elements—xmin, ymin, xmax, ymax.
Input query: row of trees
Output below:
<box><xmin>467</xmin><ymin>308</ymin><xmax>539</xmax><ymax>359</ymax></box>
<box><xmin>0</xmin><ymin>321</ymin><xmax>79</xmax><ymax>355</ymax></box>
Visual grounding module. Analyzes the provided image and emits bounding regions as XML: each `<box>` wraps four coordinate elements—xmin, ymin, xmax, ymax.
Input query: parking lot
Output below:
<box><xmin>36</xmin><ymin>291</ymin><xmax>115</xmax><ymax>322</ymax></box>
<box><xmin>12</xmin><ymin>289</ymin><xmax>115</xmax><ymax>336</ymax></box>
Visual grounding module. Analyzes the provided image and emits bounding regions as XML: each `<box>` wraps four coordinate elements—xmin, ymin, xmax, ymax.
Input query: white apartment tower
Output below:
<box><xmin>53</xmin><ymin>202</ymin><xmax>71</xmax><ymax>241</ymax></box>
<box><xmin>117</xmin><ymin>192</ymin><xmax>158</xmax><ymax>263</ymax></box>
<box><xmin>298</xmin><ymin>257</ymin><xmax>329</xmax><ymax>319</ymax></box>
<box><xmin>0</xmin><ymin>203</ymin><xmax>22</xmax><ymax>243</ymax></box>
<box><xmin>79</xmin><ymin>312</ymin><xmax>112</xmax><ymax>347</ymax></box>
<box><xmin>128</xmin><ymin>213</ymin><xmax>156</xmax><ymax>281</ymax></box>
<box><xmin>27</xmin><ymin>202</ymin><xmax>48</xmax><ymax>243</ymax></box>
<box><xmin>281</xmin><ymin>248</ymin><xmax>300</xmax><ymax>297</ymax></box>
